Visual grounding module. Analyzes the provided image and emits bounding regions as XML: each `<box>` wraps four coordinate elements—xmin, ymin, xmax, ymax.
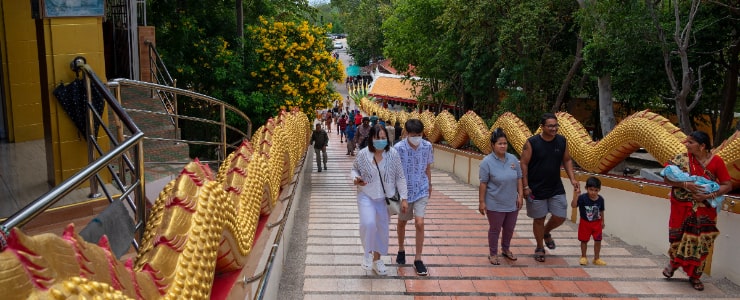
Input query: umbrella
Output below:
<box><xmin>52</xmin><ymin>78</ymin><xmax>105</xmax><ymax>140</ymax></box>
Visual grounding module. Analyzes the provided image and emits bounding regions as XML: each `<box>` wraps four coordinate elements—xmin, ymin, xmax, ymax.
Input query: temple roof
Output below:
<box><xmin>367</xmin><ymin>76</ymin><xmax>419</xmax><ymax>102</ymax></box>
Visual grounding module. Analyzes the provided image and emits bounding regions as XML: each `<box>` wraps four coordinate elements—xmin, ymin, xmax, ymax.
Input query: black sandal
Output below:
<box><xmin>690</xmin><ymin>278</ymin><xmax>704</xmax><ymax>291</ymax></box>
<box><xmin>534</xmin><ymin>248</ymin><xmax>546</xmax><ymax>262</ymax></box>
<box><xmin>544</xmin><ymin>233</ymin><xmax>556</xmax><ymax>250</ymax></box>
<box><xmin>502</xmin><ymin>251</ymin><xmax>518</xmax><ymax>261</ymax></box>
<box><xmin>662</xmin><ymin>266</ymin><xmax>676</xmax><ymax>278</ymax></box>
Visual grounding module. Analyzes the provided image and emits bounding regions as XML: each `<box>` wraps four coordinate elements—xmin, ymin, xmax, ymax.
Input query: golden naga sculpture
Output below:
<box><xmin>359</xmin><ymin>97</ymin><xmax>740</xmax><ymax>186</ymax></box>
<box><xmin>0</xmin><ymin>109</ymin><xmax>310</xmax><ymax>299</ymax></box>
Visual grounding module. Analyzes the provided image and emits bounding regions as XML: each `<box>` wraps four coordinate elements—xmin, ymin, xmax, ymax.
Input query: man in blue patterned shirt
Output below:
<box><xmin>394</xmin><ymin>119</ymin><xmax>434</xmax><ymax>276</ymax></box>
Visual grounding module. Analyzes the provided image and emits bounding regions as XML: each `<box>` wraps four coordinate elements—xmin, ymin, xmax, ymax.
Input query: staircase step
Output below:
<box><xmin>21</xmin><ymin>198</ymin><xmax>108</xmax><ymax>236</ymax></box>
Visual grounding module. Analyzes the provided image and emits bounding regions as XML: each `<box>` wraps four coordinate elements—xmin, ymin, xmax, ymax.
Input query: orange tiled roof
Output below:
<box><xmin>378</xmin><ymin>60</ymin><xmax>398</xmax><ymax>74</ymax></box>
<box><xmin>368</xmin><ymin>76</ymin><xmax>419</xmax><ymax>101</ymax></box>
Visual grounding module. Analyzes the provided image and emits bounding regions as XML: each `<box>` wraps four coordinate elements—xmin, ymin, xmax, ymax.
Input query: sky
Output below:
<box><xmin>309</xmin><ymin>0</ymin><xmax>329</xmax><ymax>6</ymax></box>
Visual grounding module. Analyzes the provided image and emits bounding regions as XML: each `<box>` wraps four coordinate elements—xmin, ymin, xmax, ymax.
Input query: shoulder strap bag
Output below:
<box><xmin>374</xmin><ymin>156</ymin><xmax>401</xmax><ymax>215</ymax></box>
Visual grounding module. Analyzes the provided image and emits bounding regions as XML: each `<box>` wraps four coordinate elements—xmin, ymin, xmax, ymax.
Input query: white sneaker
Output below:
<box><xmin>361</xmin><ymin>252</ymin><xmax>373</xmax><ymax>271</ymax></box>
<box><xmin>373</xmin><ymin>259</ymin><xmax>388</xmax><ymax>276</ymax></box>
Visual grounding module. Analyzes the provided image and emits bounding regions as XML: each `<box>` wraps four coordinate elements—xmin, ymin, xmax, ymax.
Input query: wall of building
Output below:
<box><xmin>2</xmin><ymin>0</ymin><xmax>108</xmax><ymax>184</ymax></box>
<box><xmin>1</xmin><ymin>0</ymin><xmax>43</xmax><ymax>142</ymax></box>
<box><xmin>43</xmin><ymin>17</ymin><xmax>108</xmax><ymax>183</ymax></box>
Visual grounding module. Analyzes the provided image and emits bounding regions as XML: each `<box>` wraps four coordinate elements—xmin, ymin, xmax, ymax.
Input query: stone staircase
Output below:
<box><xmin>112</xmin><ymin>85</ymin><xmax>190</xmax><ymax>182</ymax></box>
<box><xmin>278</xmin><ymin>131</ymin><xmax>740</xmax><ymax>299</ymax></box>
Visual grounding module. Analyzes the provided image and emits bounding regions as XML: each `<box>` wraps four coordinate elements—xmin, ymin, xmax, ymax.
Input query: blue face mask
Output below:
<box><xmin>372</xmin><ymin>139</ymin><xmax>388</xmax><ymax>150</ymax></box>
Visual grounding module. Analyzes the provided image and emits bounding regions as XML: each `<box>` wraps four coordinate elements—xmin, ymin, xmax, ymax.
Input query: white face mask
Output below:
<box><xmin>408</xmin><ymin>136</ymin><xmax>422</xmax><ymax>146</ymax></box>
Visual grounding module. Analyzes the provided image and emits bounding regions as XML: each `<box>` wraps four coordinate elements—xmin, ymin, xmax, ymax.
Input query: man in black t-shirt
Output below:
<box><xmin>519</xmin><ymin>113</ymin><xmax>580</xmax><ymax>262</ymax></box>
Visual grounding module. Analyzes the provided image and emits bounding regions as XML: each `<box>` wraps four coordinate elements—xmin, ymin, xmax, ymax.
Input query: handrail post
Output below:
<box><xmin>135</xmin><ymin>139</ymin><xmax>146</xmax><ymax>242</ymax></box>
<box><xmin>82</xmin><ymin>66</ymin><xmax>101</xmax><ymax>198</ymax></box>
<box><xmin>173</xmin><ymin>79</ymin><xmax>179</xmax><ymax>139</ymax></box>
<box><xmin>220</xmin><ymin>104</ymin><xmax>227</xmax><ymax>162</ymax></box>
<box><xmin>111</xmin><ymin>82</ymin><xmax>127</xmax><ymax>187</ymax></box>
<box><xmin>147</xmin><ymin>40</ymin><xmax>155</xmax><ymax>96</ymax></box>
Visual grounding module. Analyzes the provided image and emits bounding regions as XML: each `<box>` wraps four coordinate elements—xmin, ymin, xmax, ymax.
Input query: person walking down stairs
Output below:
<box><xmin>310</xmin><ymin>123</ymin><xmax>329</xmax><ymax>172</ymax></box>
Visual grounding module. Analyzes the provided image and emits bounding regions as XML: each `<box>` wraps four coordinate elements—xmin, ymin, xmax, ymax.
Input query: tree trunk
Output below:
<box><xmin>597</xmin><ymin>74</ymin><xmax>616</xmax><ymax>137</ymax></box>
<box><xmin>648</xmin><ymin>0</ymin><xmax>702</xmax><ymax>134</ymax></box>
<box><xmin>551</xmin><ymin>36</ymin><xmax>583</xmax><ymax>113</ymax></box>
<box><xmin>716</xmin><ymin>33</ymin><xmax>739</xmax><ymax>147</ymax></box>
<box><xmin>236</xmin><ymin>0</ymin><xmax>244</xmax><ymax>43</ymax></box>
<box><xmin>552</xmin><ymin>0</ymin><xmax>587</xmax><ymax>113</ymax></box>
<box><xmin>676</xmin><ymin>48</ymin><xmax>694</xmax><ymax>134</ymax></box>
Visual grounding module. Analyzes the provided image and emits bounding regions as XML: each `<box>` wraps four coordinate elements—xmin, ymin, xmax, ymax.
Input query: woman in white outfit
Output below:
<box><xmin>351</xmin><ymin>124</ymin><xmax>408</xmax><ymax>275</ymax></box>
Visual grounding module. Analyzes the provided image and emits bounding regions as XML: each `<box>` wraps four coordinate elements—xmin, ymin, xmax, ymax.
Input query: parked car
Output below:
<box><xmin>333</xmin><ymin>41</ymin><xmax>343</xmax><ymax>49</ymax></box>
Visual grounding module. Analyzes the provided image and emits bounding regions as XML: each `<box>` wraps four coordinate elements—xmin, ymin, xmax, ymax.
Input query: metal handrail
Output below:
<box><xmin>110</xmin><ymin>79</ymin><xmax>253</xmax><ymax>162</ymax></box>
<box><xmin>0</xmin><ymin>57</ymin><xmax>147</xmax><ymax>251</ymax></box>
<box><xmin>144</xmin><ymin>40</ymin><xmax>177</xmax><ymax>126</ymax></box>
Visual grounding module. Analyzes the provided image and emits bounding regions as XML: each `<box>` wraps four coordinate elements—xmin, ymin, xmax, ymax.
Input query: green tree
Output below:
<box><xmin>312</xmin><ymin>2</ymin><xmax>344</xmax><ymax>33</ymax></box>
<box><xmin>645</xmin><ymin>0</ymin><xmax>739</xmax><ymax>140</ymax></box>
<box><xmin>697</xmin><ymin>1</ymin><xmax>740</xmax><ymax>145</ymax></box>
<box><xmin>439</xmin><ymin>0</ymin><xmax>504</xmax><ymax>117</ymax></box>
<box><xmin>495</xmin><ymin>0</ymin><xmax>580</xmax><ymax>127</ymax></box>
<box><xmin>575</xmin><ymin>0</ymin><xmax>666</xmax><ymax>138</ymax></box>
<box><xmin>647</xmin><ymin>0</ymin><xmax>710</xmax><ymax>134</ymax></box>
<box><xmin>382</xmin><ymin>0</ymin><xmax>459</xmax><ymax>111</ymax></box>
<box><xmin>332</xmin><ymin>0</ymin><xmax>390</xmax><ymax>67</ymax></box>
<box><xmin>247</xmin><ymin>17</ymin><xmax>344</xmax><ymax>120</ymax></box>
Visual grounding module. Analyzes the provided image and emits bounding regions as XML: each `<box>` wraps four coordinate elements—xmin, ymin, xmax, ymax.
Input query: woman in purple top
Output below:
<box><xmin>478</xmin><ymin>128</ymin><xmax>523</xmax><ymax>265</ymax></box>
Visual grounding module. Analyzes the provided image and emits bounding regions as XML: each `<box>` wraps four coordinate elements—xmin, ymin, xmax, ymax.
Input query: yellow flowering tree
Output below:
<box><xmin>248</xmin><ymin>16</ymin><xmax>344</xmax><ymax>120</ymax></box>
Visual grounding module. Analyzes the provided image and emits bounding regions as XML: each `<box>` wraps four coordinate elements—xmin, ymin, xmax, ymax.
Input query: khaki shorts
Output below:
<box><xmin>399</xmin><ymin>197</ymin><xmax>428</xmax><ymax>221</ymax></box>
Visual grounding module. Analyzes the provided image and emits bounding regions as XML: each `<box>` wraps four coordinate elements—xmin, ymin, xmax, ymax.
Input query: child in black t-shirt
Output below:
<box><xmin>570</xmin><ymin>176</ymin><xmax>606</xmax><ymax>266</ymax></box>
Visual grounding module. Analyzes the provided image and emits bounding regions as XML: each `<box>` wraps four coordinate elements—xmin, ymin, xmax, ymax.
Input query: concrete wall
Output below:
<box><xmin>432</xmin><ymin>144</ymin><xmax>484</xmax><ymax>185</ymax></box>
<box><xmin>432</xmin><ymin>144</ymin><xmax>740</xmax><ymax>285</ymax></box>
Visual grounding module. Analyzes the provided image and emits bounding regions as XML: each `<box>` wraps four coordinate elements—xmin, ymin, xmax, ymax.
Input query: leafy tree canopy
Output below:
<box><xmin>247</xmin><ymin>17</ymin><xmax>344</xmax><ymax>120</ymax></box>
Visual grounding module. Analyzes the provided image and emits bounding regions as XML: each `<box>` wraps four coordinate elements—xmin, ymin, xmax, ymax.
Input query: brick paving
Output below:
<box><xmin>294</xmin><ymin>130</ymin><xmax>740</xmax><ymax>299</ymax></box>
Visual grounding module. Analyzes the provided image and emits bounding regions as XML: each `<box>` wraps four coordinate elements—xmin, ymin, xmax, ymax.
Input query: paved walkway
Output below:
<box><xmin>276</xmin><ymin>133</ymin><xmax>740</xmax><ymax>299</ymax></box>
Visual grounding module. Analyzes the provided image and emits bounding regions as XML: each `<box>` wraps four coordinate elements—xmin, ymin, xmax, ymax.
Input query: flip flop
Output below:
<box><xmin>502</xmin><ymin>251</ymin><xmax>518</xmax><ymax>261</ymax></box>
<box><xmin>534</xmin><ymin>248</ymin><xmax>546</xmax><ymax>262</ymax></box>
<box><xmin>690</xmin><ymin>278</ymin><xmax>704</xmax><ymax>291</ymax></box>
<box><xmin>544</xmin><ymin>233</ymin><xmax>556</xmax><ymax>250</ymax></box>
<box><xmin>488</xmin><ymin>255</ymin><xmax>500</xmax><ymax>265</ymax></box>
